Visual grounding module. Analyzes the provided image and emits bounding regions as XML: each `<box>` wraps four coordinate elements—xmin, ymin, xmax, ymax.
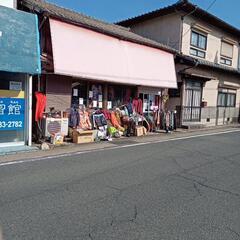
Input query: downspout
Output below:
<box><xmin>179</xmin><ymin>16</ymin><xmax>184</xmax><ymax>53</ymax></box>
<box><xmin>178</xmin><ymin>60</ymin><xmax>199</xmax><ymax>74</ymax></box>
<box><xmin>39</xmin><ymin>15</ymin><xmax>47</xmax><ymax>31</ymax></box>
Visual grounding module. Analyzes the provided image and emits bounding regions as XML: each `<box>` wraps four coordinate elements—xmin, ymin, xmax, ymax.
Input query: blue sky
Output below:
<box><xmin>47</xmin><ymin>0</ymin><xmax>240</xmax><ymax>29</ymax></box>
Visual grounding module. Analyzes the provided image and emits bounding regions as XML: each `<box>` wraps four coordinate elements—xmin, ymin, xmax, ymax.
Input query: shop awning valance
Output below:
<box><xmin>49</xmin><ymin>19</ymin><xmax>177</xmax><ymax>88</ymax></box>
<box><xmin>0</xmin><ymin>6</ymin><xmax>41</xmax><ymax>74</ymax></box>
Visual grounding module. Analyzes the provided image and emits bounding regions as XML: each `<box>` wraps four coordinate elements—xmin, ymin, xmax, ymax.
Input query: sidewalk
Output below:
<box><xmin>0</xmin><ymin>124</ymin><xmax>239</xmax><ymax>164</ymax></box>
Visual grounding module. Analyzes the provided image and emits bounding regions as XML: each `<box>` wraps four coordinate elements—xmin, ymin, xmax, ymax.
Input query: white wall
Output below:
<box><xmin>0</xmin><ymin>0</ymin><xmax>16</xmax><ymax>8</ymax></box>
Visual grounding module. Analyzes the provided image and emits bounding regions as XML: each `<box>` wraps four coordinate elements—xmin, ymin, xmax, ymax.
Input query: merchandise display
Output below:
<box><xmin>35</xmin><ymin>86</ymin><xmax>177</xmax><ymax>146</ymax></box>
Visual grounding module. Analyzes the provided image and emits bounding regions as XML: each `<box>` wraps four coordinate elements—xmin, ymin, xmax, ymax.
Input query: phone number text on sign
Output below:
<box><xmin>0</xmin><ymin>121</ymin><xmax>23</xmax><ymax>129</ymax></box>
<box><xmin>0</xmin><ymin>98</ymin><xmax>25</xmax><ymax>131</ymax></box>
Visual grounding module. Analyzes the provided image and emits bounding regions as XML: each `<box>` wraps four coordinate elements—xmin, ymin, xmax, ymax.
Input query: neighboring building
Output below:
<box><xmin>17</xmin><ymin>0</ymin><xmax>177</xmax><ymax>126</ymax></box>
<box><xmin>118</xmin><ymin>0</ymin><xmax>240</xmax><ymax>127</ymax></box>
<box><xmin>0</xmin><ymin>3</ymin><xmax>41</xmax><ymax>147</ymax></box>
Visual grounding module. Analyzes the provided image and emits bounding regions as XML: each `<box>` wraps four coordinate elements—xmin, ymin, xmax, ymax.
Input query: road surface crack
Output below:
<box><xmin>225</xmin><ymin>227</ymin><xmax>240</xmax><ymax>238</ymax></box>
<box><xmin>130</xmin><ymin>205</ymin><xmax>138</xmax><ymax>222</ymax></box>
<box><xmin>88</xmin><ymin>233</ymin><xmax>94</xmax><ymax>240</ymax></box>
<box><xmin>178</xmin><ymin>175</ymin><xmax>240</xmax><ymax>198</ymax></box>
<box><xmin>193</xmin><ymin>183</ymin><xmax>202</xmax><ymax>196</ymax></box>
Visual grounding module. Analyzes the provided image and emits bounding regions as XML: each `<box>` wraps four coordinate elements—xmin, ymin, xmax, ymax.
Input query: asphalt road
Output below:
<box><xmin>0</xmin><ymin>131</ymin><xmax>240</xmax><ymax>240</ymax></box>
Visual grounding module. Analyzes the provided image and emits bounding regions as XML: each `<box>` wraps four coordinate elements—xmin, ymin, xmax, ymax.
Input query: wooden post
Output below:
<box><xmin>103</xmin><ymin>83</ymin><xmax>108</xmax><ymax>109</ymax></box>
<box><xmin>86</xmin><ymin>81</ymin><xmax>90</xmax><ymax>107</ymax></box>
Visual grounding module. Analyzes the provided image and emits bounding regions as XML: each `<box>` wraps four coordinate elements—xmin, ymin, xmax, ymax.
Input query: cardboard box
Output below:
<box><xmin>135</xmin><ymin>126</ymin><xmax>147</xmax><ymax>137</ymax></box>
<box><xmin>135</xmin><ymin>126</ymin><xmax>143</xmax><ymax>137</ymax></box>
<box><xmin>143</xmin><ymin>126</ymin><xmax>147</xmax><ymax>135</ymax></box>
<box><xmin>73</xmin><ymin>130</ymin><xmax>94</xmax><ymax>144</ymax></box>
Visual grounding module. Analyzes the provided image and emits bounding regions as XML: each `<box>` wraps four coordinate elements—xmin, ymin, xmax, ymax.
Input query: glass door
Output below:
<box><xmin>0</xmin><ymin>73</ymin><xmax>26</xmax><ymax>146</ymax></box>
<box><xmin>139</xmin><ymin>93</ymin><xmax>159</xmax><ymax>114</ymax></box>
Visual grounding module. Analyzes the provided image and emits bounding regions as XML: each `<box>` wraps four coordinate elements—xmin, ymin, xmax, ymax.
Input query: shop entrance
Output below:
<box><xmin>0</xmin><ymin>72</ymin><xmax>27</xmax><ymax>147</ymax></box>
<box><xmin>138</xmin><ymin>92</ymin><xmax>161</xmax><ymax>114</ymax></box>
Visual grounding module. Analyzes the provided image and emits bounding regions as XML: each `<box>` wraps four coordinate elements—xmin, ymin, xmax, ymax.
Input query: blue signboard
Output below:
<box><xmin>0</xmin><ymin>98</ymin><xmax>25</xmax><ymax>131</ymax></box>
<box><xmin>0</xmin><ymin>6</ymin><xmax>41</xmax><ymax>74</ymax></box>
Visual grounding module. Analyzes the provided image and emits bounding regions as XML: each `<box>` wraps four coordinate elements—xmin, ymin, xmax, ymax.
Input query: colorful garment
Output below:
<box><xmin>35</xmin><ymin>92</ymin><xmax>46</xmax><ymax>122</ymax></box>
<box><xmin>110</xmin><ymin>112</ymin><xmax>124</xmax><ymax>132</ymax></box>
<box><xmin>79</xmin><ymin>111</ymin><xmax>92</xmax><ymax>130</ymax></box>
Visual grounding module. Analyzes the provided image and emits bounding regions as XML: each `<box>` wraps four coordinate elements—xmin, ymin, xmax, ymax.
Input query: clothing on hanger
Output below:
<box><xmin>79</xmin><ymin>110</ymin><xmax>92</xmax><ymax>130</ymax></box>
<box><xmin>69</xmin><ymin>107</ymin><xmax>80</xmax><ymax>128</ymax></box>
<box><xmin>132</xmin><ymin>98</ymin><xmax>143</xmax><ymax>115</ymax></box>
<box><xmin>35</xmin><ymin>92</ymin><xmax>46</xmax><ymax>122</ymax></box>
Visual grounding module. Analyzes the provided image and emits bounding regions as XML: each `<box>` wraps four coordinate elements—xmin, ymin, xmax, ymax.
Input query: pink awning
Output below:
<box><xmin>49</xmin><ymin>19</ymin><xmax>177</xmax><ymax>88</ymax></box>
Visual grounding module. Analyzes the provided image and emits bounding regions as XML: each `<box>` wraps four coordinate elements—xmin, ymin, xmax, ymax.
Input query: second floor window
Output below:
<box><xmin>220</xmin><ymin>41</ymin><xmax>233</xmax><ymax>66</ymax></box>
<box><xmin>190</xmin><ymin>30</ymin><xmax>207</xmax><ymax>58</ymax></box>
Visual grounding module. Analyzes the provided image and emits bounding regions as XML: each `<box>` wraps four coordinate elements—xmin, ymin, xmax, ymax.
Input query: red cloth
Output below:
<box><xmin>137</xmin><ymin>98</ymin><xmax>143</xmax><ymax>114</ymax></box>
<box><xmin>101</xmin><ymin>109</ymin><xmax>111</xmax><ymax>120</ymax></box>
<box><xmin>35</xmin><ymin>92</ymin><xmax>46</xmax><ymax>122</ymax></box>
<box><xmin>132</xmin><ymin>98</ymin><xmax>143</xmax><ymax>114</ymax></box>
<box><xmin>132</xmin><ymin>98</ymin><xmax>138</xmax><ymax>113</ymax></box>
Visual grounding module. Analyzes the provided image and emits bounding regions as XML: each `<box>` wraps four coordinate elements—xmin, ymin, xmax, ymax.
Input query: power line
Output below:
<box><xmin>206</xmin><ymin>0</ymin><xmax>217</xmax><ymax>11</ymax></box>
<box><xmin>182</xmin><ymin>0</ymin><xmax>218</xmax><ymax>40</ymax></box>
<box><xmin>172</xmin><ymin>0</ymin><xmax>218</xmax><ymax>49</ymax></box>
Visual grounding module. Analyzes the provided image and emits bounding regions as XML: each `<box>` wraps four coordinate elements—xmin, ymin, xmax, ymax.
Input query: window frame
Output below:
<box><xmin>190</xmin><ymin>30</ymin><xmax>207</xmax><ymax>59</ymax></box>
<box><xmin>217</xmin><ymin>92</ymin><xmax>236</xmax><ymax>107</ymax></box>
<box><xmin>220</xmin><ymin>57</ymin><xmax>232</xmax><ymax>66</ymax></box>
<box><xmin>190</xmin><ymin>30</ymin><xmax>207</xmax><ymax>50</ymax></box>
<box><xmin>220</xmin><ymin>41</ymin><xmax>233</xmax><ymax>59</ymax></box>
<box><xmin>190</xmin><ymin>47</ymin><xmax>206</xmax><ymax>58</ymax></box>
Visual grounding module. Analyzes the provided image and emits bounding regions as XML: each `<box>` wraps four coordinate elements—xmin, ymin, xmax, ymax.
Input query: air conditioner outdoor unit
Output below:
<box><xmin>42</xmin><ymin>118</ymin><xmax>69</xmax><ymax>137</ymax></box>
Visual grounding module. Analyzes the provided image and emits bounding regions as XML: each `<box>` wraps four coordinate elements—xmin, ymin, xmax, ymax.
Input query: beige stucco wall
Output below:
<box><xmin>202</xmin><ymin>79</ymin><xmax>219</xmax><ymax>106</ymax></box>
<box><xmin>182</xmin><ymin>16</ymin><xmax>240</xmax><ymax>69</ymax></box>
<box><xmin>130</xmin><ymin>13</ymin><xmax>182</xmax><ymax>50</ymax></box>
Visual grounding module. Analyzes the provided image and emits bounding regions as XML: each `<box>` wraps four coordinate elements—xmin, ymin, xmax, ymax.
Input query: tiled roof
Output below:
<box><xmin>196</xmin><ymin>58</ymin><xmax>240</xmax><ymax>75</ymax></box>
<box><xmin>178</xmin><ymin>54</ymin><xmax>240</xmax><ymax>75</ymax></box>
<box><xmin>117</xmin><ymin>0</ymin><xmax>240</xmax><ymax>38</ymax></box>
<box><xmin>20</xmin><ymin>0</ymin><xmax>177</xmax><ymax>53</ymax></box>
<box><xmin>20</xmin><ymin>0</ymin><xmax>240</xmax><ymax>75</ymax></box>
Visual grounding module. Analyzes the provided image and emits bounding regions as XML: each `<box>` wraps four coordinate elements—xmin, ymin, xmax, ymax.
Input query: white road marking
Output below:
<box><xmin>0</xmin><ymin>129</ymin><xmax>239</xmax><ymax>167</ymax></box>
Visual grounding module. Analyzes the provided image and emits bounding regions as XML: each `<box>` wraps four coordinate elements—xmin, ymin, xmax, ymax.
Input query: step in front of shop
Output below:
<box><xmin>0</xmin><ymin>145</ymin><xmax>38</xmax><ymax>156</ymax></box>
